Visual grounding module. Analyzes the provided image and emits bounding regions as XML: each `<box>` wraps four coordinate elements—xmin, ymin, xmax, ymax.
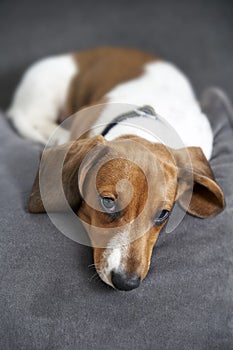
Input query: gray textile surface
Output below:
<box><xmin>0</xmin><ymin>94</ymin><xmax>233</xmax><ymax>349</ymax></box>
<box><xmin>1</xmin><ymin>0</ymin><xmax>233</xmax><ymax>349</ymax></box>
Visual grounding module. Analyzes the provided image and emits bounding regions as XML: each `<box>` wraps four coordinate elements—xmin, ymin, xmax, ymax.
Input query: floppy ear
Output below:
<box><xmin>173</xmin><ymin>147</ymin><xmax>225</xmax><ymax>218</ymax></box>
<box><xmin>28</xmin><ymin>135</ymin><xmax>106</xmax><ymax>213</ymax></box>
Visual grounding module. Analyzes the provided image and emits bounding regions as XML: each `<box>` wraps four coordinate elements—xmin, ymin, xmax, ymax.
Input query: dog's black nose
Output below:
<box><xmin>111</xmin><ymin>271</ymin><xmax>140</xmax><ymax>291</ymax></box>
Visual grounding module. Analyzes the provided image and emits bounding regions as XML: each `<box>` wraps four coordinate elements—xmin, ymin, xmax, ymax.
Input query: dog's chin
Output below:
<box><xmin>98</xmin><ymin>270</ymin><xmax>115</xmax><ymax>289</ymax></box>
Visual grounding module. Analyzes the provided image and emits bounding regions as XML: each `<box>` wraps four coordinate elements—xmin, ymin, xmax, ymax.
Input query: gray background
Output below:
<box><xmin>0</xmin><ymin>0</ymin><xmax>233</xmax><ymax>109</ymax></box>
<box><xmin>0</xmin><ymin>0</ymin><xmax>233</xmax><ymax>349</ymax></box>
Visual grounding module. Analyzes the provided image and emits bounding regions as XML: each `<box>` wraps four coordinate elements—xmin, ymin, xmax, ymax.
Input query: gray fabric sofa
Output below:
<box><xmin>1</xmin><ymin>88</ymin><xmax>233</xmax><ymax>349</ymax></box>
<box><xmin>1</xmin><ymin>1</ymin><xmax>233</xmax><ymax>349</ymax></box>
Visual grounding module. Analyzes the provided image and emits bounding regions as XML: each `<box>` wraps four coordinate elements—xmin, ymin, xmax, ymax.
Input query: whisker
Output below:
<box><xmin>89</xmin><ymin>272</ymin><xmax>101</xmax><ymax>282</ymax></box>
<box><xmin>88</xmin><ymin>265</ymin><xmax>105</xmax><ymax>285</ymax></box>
<box><xmin>88</xmin><ymin>263</ymin><xmax>100</xmax><ymax>270</ymax></box>
<box><xmin>93</xmin><ymin>274</ymin><xmax>101</xmax><ymax>282</ymax></box>
<box><xmin>89</xmin><ymin>272</ymin><xmax>97</xmax><ymax>281</ymax></box>
<box><xmin>88</xmin><ymin>263</ymin><xmax>95</xmax><ymax>268</ymax></box>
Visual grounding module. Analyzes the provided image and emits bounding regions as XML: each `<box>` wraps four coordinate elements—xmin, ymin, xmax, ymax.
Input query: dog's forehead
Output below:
<box><xmin>109</xmin><ymin>137</ymin><xmax>175</xmax><ymax>163</ymax></box>
<box><xmin>96</xmin><ymin>148</ymin><xmax>154</xmax><ymax>183</ymax></box>
<box><xmin>90</xmin><ymin>141</ymin><xmax>177</xmax><ymax>204</ymax></box>
<box><xmin>93</xmin><ymin>139</ymin><xmax>175</xmax><ymax>181</ymax></box>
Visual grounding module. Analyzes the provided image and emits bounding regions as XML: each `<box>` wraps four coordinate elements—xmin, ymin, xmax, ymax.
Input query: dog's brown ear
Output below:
<box><xmin>28</xmin><ymin>135</ymin><xmax>106</xmax><ymax>213</ymax></box>
<box><xmin>173</xmin><ymin>147</ymin><xmax>225</xmax><ymax>218</ymax></box>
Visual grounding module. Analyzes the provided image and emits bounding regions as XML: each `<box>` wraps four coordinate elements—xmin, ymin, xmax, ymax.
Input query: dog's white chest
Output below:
<box><xmin>92</xmin><ymin>62</ymin><xmax>213</xmax><ymax>159</ymax></box>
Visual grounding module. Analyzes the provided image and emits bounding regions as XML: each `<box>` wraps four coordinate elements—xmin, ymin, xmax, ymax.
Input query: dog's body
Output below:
<box><xmin>8</xmin><ymin>47</ymin><xmax>213</xmax><ymax>158</ymax></box>
<box><xmin>8</xmin><ymin>48</ymin><xmax>225</xmax><ymax>290</ymax></box>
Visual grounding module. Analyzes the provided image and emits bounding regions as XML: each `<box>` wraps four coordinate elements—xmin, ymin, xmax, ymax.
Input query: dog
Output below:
<box><xmin>7</xmin><ymin>47</ymin><xmax>225</xmax><ymax>291</ymax></box>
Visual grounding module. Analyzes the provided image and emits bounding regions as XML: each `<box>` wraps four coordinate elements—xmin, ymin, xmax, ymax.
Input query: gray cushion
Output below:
<box><xmin>0</xmin><ymin>89</ymin><xmax>233</xmax><ymax>349</ymax></box>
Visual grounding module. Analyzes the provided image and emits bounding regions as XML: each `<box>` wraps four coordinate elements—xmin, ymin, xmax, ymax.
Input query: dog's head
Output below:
<box><xmin>29</xmin><ymin>135</ymin><xmax>225</xmax><ymax>290</ymax></box>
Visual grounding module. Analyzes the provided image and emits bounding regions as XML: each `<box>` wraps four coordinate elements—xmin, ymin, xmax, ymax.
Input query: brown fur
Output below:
<box><xmin>28</xmin><ymin>47</ymin><xmax>225</xmax><ymax>288</ymax></box>
<box><xmin>29</xmin><ymin>134</ymin><xmax>225</xmax><ymax>284</ymax></box>
<box><xmin>173</xmin><ymin>147</ymin><xmax>225</xmax><ymax>217</ymax></box>
<box><xmin>78</xmin><ymin>137</ymin><xmax>177</xmax><ymax>279</ymax></box>
<box><xmin>69</xmin><ymin>97</ymin><xmax>108</xmax><ymax>140</ymax></box>
<box><xmin>65</xmin><ymin>47</ymin><xmax>156</xmax><ymax>118</ymax></box>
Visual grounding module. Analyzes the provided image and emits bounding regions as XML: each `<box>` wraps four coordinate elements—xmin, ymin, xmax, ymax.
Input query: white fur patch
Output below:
<box><xmin>8</xmin><ymin>57</ymin><xmax>213</xmax><ymax>158</ymax></box>
<box><xmin>99</xmin><ymin>231</ymin><xmax>130</xmax><ymax>287</ymax></box>
<box><xmin>90</xmin><ymin>61</ymin><xmax>213</xmax><ymax>159</ymax></box>
<box><xmin>7</xmin><ymin>54</ymin><xmax>77</xmax><ymax>145</ymax></box>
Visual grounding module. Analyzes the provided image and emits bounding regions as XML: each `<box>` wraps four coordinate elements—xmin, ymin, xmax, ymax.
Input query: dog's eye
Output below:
<box><xmin>153</xmin><ymin>209</ymin><xmax>170</xmax><ymax>226</ymax></box>
<box><xmin>100</xmin><ymin>196</ymin><xmax>116</xmax><ymax>213</ymax></box>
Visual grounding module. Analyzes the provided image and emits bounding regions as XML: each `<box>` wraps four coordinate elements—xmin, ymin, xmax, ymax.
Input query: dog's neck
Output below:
<box><xmin>100</xmin><ymin>105</ymin><xmax>164</xmax><ymax>143</ymax></box>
